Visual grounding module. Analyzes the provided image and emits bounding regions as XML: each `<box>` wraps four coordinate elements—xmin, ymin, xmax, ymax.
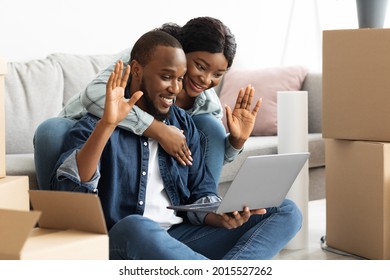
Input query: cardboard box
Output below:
<box><xmin>325</xmin><ymin>139</ymin><xmax>390</xmax><ymax>259</ymax></box>
<box><xmin>0</xmin><ymin>190</ymin><xmax>108</xmax><ymax>259</ymax></box>
<box><xmin>323</xmin><ymin>29</ymin><xmax>390</xmax><ymax>141</ymax></box>
<box><xmin>0</xmin><ymin>176</ymin><xmax>29</xmax><ymax>211</ymax></box>
<box><xmin>0</xmin><ymin>57</ymin><xmax>6</xmax><ymax>178</ymax></box>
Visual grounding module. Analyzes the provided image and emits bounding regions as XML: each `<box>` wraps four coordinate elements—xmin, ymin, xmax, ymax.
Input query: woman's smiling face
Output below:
<box><xmin>183</xmin><ymin>51</ymin><xmax>228</xmax><ymax>98</ymax></box>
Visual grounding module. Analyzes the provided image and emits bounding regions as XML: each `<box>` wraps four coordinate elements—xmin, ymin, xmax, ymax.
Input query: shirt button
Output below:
<box><xmin>139</xmin><ymin>201</ymin><xmax>144</xmax><ymax>205</ymax></box>
<box><xmin>143</xmin><ymin>142</ymin><xmax>148</xmax><ymax>146</ymax></box>
<box><xmin>142</xmin><ymin>171</ymin><xmax>146</xmax><ymax>176</ymax></box>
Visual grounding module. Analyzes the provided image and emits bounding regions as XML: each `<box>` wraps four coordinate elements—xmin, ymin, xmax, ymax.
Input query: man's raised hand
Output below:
<box><xmin>103</xmin><ymin>60</ymin><xmax>143</xmax><ymax>126</ymax></box>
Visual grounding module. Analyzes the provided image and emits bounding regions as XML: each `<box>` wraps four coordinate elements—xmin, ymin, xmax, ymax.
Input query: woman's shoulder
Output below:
<box><xmin>200</xmin><ymin>88</ymin><xmax>217</xmax><ymax>100</ymax></box>
<box><xmin>199</xmin><ymin>88</ymin><xmax>222</xmax><ymax>107</ymax></box>
<box><xmin>191</xmin><ymin>88</ymin><xmax>223</xmax><ymax>118</ymax></box>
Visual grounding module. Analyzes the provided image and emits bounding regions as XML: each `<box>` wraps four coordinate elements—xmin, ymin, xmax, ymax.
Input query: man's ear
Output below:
<box><xmin>130</xmin><ymin>60</ymin><xmax>142</xmax><ymax>80</ymax></box>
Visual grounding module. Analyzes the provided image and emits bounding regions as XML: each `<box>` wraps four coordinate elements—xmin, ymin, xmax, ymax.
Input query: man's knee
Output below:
<box><xmin>109</xmin><ymin>215</ymin><xmax>167</xmax><ymax>260</ymax></box>
<box><xmin>109</xmin><ymin>215</ymin><xmax>158</xmax><ymax>242</ymax></box>
<box><xmin>280</xmin><ymin>199</ymin><xmax>303</xmax><ymax>232</ymax></box>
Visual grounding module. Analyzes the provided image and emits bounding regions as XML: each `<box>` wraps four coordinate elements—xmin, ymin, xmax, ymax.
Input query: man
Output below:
<box><xmin>51</xmin><ymin>30</ymin><xmax>302</xmax><ymax>260</ymax></box>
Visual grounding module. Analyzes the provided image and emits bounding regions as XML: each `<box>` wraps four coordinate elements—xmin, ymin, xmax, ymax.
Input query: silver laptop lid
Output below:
<box><xmin>216</xmin><ymin>152</ymin><xmax>309</xmax><ymax>213</ymax></box>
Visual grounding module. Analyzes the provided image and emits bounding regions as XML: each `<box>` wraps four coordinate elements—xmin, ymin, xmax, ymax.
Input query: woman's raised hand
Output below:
<box><xmin>225</xmin><ymin>85</ymin><xmax>262</xmax><ymax>149</ymax></box>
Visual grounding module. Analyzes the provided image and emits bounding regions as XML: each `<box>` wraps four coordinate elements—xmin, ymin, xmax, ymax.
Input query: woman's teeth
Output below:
<box><xmin>194</xmin><ymin>83</ymin><xmax>202</xmax><ymax>89</ymax></box>
<box><xmin>191</xmin><ymin>80</ymin><xmax>203</xmax><ymax>91</ymax></box>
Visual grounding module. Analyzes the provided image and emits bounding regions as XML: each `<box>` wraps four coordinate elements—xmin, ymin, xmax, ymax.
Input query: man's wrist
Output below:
<box><xmin>96</xmin><ymin>119</ymin><xmax>117</xmax><ymax>133</ymax></box>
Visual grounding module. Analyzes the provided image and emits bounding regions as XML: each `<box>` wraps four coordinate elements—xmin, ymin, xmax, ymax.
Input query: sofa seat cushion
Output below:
<box><xmin>219</xmin><ymin>133</ymin><xmax>324</xmax><ymax>183</ymax></box>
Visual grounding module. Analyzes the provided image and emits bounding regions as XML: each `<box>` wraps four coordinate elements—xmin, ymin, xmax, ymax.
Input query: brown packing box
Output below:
<box><xmin>323</xmin><ymin>28</ymin><xmax>390</xmax><ymax>141</ymax></box>
<box><xmin>0</xmin><ymin>176</ymin><xmax>29</xmax><ymax>211</ymax></box>
<box><xmin>0</xmin><ymin>190</ymin><xmax>109</xmax><ymax>259</ymax></box>
<box><xmin>325</xmin><ymin>139</ymin><xmax>390</xmax><ymax>259</ymax></box>
<box><xmin>0</xmin><ymin>57</ymin><xmax>6</xmax><ymax>178</ymax></box>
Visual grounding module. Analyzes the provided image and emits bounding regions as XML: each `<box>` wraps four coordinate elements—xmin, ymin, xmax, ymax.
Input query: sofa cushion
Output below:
<box><xmin>5</xmin><ymin>58</ymin><xmax>64</xmax><ymax>154</ymax></box>
<box><xmin>219</xmin><ymin>66</ymin><xmax>307</xmax><ymax>136</ymax></box>
<box><xmin>48</xmin><ymin>53</ymin><xmax>116</xmax><ymax>105</ymax></box>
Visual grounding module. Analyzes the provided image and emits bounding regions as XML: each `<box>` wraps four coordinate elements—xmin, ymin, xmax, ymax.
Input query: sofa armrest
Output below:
<box><xmin>302</xmin><ymin>72</ymin><xmax>322</xmax><ymax>134</ymax></box>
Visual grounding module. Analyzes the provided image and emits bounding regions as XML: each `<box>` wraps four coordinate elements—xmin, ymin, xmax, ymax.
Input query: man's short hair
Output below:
<box><xmin>130</xmin><ymin>30</ymin><xmax>183</xmax><ymax>66</ymax></box>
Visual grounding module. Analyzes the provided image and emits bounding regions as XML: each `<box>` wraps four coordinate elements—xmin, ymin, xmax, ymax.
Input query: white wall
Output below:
<box><xmin>0</xmin><ymin>0</ymin><xmax>374</xmax><ymax>71</ymax></box>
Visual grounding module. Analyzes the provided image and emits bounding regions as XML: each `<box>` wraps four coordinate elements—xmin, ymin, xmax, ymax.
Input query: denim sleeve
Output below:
<box><xmin>224</xmin><ymin>134</ymin><xmax>244</xmax><ymax>164</ymax></box>
<box><xmin>186</xmin><ymin>195</ymin><xmax>222</xmax><ymax>225</ymax></box>
<box><xmin>53</xmin><ymin>150</ymin><xmax>101</xmax><ymax>193</ymax></box>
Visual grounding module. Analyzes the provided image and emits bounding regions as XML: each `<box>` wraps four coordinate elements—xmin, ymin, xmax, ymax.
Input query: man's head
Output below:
<box><xmin>129</xmin><ymin>30</ymin><xmax>187</xmax><ymax>121</ymax></box>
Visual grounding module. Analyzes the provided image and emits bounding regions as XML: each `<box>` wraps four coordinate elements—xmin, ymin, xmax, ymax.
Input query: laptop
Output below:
<box><xmin>167</xmin><ymin>152</ymin><xmax>309</xmax><ymax>214</ymax></box>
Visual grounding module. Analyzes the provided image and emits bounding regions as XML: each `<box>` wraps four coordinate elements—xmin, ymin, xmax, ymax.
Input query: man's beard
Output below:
<box><xmin>140</xmin><ymin>80</ymin><xmax>170</xmax><ymax>122</ymax></box>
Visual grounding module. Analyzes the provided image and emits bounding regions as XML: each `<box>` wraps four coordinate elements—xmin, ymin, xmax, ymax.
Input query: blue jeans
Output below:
<box><xmin>192</xmin><ymin>114</ymin><xmax>226</xmax><ymax>184</ymax></box>
<box><xmin>33</xmin><ymin>117</ymin><xmax>76</xmax><ymax>189</ymax></box>
<box><xmin>109</xmin><ymin>199</ymin><xmax>302</xmax><ymax>260</ymax></box>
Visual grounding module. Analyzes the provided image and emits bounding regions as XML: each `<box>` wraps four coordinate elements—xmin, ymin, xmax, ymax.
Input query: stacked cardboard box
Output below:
<box><xmin>323</xmin><ymin>29</ymin><xmax>390</xmax><ymax>259</ymax></box>
<box><xmin>0</xmin><ymin>190</ymin><xmax>109</xmax><ymax>259</ymax></box>
<box><xmin>0</xmin><ymin>176</ymin><xmax>29</xmax><ymax>211</ymax></box>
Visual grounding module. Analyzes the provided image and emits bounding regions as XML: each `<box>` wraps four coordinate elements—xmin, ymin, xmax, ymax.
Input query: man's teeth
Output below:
<box><xmin>162</xmin><ymin>97</ymin><xmax>173</xmax><ymax>104</ymax></box>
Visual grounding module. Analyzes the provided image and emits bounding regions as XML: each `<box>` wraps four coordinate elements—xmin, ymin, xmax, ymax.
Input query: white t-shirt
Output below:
<box><xmin>143</xmin><ymin>139</ymin><xmax>183</xmax><ymax>229</ymax></box>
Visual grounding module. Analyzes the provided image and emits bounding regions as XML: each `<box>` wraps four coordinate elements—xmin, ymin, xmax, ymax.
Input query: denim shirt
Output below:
<box><xmin>51</xmin><ymin>107</ymin><xmax>221</xmax><ymax>230</ymax></box>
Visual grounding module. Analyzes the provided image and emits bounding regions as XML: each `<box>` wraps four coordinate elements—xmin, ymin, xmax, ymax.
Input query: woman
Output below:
<box><xmin>34</xmin><ymin>16</ymin><xmax>260</xmax><ymax>188</ymax></box>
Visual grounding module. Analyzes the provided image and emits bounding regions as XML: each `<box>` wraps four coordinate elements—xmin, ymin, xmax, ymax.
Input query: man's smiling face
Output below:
<box><xmin>136</xmin><ymin>45</ymin><xmax>187</xmax><ymax>121</ymax></box>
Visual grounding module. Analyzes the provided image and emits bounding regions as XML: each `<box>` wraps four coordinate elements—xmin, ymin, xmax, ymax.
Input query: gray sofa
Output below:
<box><xmin>4</xmin><ymin>53</ymin><xmax>324</xmax><ymax>200</ymax></box>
